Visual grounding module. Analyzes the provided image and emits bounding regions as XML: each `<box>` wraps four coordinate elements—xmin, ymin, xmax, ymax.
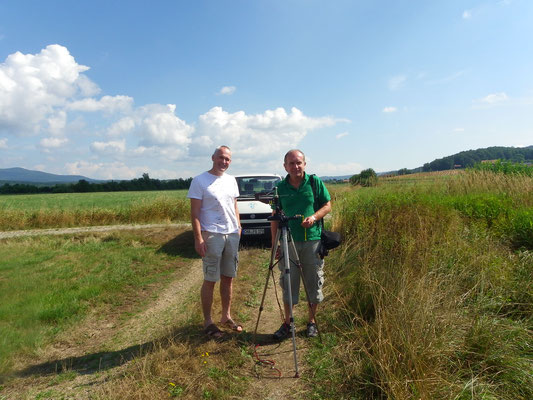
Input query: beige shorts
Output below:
<box><xmin>202</xmin><ymin>231</ymin><xmax>240</xmax><ymax>282</ymax></box>
<box><xmin>278</xmin><ymin>239</ymin><xmax>324</xmax><ymax>305</ymax></box>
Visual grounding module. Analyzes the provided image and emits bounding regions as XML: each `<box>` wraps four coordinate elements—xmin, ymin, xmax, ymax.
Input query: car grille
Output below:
<box><xmin>240</xmin><ymin>212</ymin><xmax>271</xmax><ymax>221</ymax></box>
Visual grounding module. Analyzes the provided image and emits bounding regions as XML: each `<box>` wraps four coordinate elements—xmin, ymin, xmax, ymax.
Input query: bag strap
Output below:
<box><xmin>309</xmin><ymin>174</ymin><xmax>325</xmax><ymax>230</ymax></box>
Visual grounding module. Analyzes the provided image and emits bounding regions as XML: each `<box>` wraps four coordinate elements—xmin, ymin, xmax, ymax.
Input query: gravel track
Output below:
<box><xmin>0</xmin><ymin>223</ymin><xmax>190</xmax><ymax>239</ymax></box>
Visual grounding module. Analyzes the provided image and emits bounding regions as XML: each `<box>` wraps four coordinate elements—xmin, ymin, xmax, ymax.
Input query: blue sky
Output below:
<box><xmin>0</xmin><ymin>0</ymin><xmax>531</xmax><ymax>179</ymax></box>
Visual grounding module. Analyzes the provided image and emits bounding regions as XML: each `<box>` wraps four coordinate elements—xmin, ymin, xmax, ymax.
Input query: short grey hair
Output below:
<box><xmin>213</xmin><ymin>145</ymin><xmax>231</xmax><ymax>156</ymax></box>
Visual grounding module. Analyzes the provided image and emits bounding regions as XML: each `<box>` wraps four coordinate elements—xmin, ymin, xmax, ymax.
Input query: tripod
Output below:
<box><xmin>253</xmin><ymin>209</ymin><xmax>322</xmax><ymax>378</ymax></box>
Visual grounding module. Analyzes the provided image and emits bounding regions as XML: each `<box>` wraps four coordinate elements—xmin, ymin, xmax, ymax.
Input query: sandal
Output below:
<box><xmin>204</xmin><ymin>323</ymin><xmax>225</xmax><ymax>340</ymax></box>
<box><xmin>220</xmin><ymin>319</ymin><xmax>243</xmax><ymax>332</ymax></box>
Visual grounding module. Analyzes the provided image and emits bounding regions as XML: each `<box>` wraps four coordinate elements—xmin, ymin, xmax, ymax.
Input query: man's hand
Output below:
<box><xmin>195</xmin><ymin>239</ymin><xmax>207</xmax><ymax>258</ymax></box>
<box><xmin>301</xmin><ymin>215</ymin><xmax>316</xmax><ymax>229</ymax></box>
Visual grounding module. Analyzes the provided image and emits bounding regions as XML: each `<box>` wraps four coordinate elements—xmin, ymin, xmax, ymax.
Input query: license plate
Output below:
<box><xmin>243</xmin><ymin>228</ymin><xmax>265</xmax><ymax>235</ymax></box>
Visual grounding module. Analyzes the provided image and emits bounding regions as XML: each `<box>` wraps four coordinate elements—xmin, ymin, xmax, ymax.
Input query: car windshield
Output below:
<box><xmin>236</xmin><ymin>176</ymin><xmax>280</xmax><ymax>197</ymax></box>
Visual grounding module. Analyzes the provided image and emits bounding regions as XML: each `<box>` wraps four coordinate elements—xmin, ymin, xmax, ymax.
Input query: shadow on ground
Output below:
<box><xmin>239</xmin><ymin>238</ymin><xmax>272</xmax><ymax>250</ymax></box>
<box><xmin>158</xmin><ymin>230</ymin><xmax>271</xmax><ymax>257</ymax></box>
<box><xmin>6</xmin><ymin>324</ymin><xmax>285</xmax><ymax>383</ymax></box>
<box><xmin>157</xmin><ymin>229</ymin><xmax>197</xmax><ymax>258</ymax></box>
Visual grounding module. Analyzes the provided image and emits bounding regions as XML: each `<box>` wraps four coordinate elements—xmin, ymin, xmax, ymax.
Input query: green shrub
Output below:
<box><xmin>350</xmin><ymin>168</ymin><xmax>378</xmax><ymax>187</ymax></box>
<box><xmin>506</xmin><ymin>208</ymin><xmax>533</xmax><ymax>249</ymax></box>
<box><xmin>472</xmin><ymin>160</ymin><xmax>533</xmax><ymax>176</ymax></box>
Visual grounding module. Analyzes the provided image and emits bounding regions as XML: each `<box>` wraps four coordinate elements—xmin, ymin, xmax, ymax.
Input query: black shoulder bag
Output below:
<box><xmin>309</xmin><ymin>174</ymin><xmax>342</xmax><ymax>259</ymax></box>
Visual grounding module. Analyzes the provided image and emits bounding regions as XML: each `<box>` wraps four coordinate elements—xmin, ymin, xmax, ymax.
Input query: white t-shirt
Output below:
<box><xmin>187</xmin><ymin>171</ymin><xmax>240</xmax><ymax>234</ymax></box>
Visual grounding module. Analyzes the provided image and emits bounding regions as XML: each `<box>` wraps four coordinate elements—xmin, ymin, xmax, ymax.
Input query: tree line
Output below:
<box><xmin>420</xmin><ymin>146</ymin><xmax>533</xmax><ymax>173</ymax></box>
<box><xmin>0</xmin><ymin>173</ymin><xmax>192</xmax><ymax>195</ymax></box>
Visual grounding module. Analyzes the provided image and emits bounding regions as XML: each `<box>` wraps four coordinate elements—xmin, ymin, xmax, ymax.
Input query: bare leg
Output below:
<box><xmin>201</xmin><ymin>280</ymin><xmax>216</xmax><ymax>328</ymax></box>
<box><xmin>220</xmin><ymin>275</ymin><xmax>243</xmax><ymax>332</ymax></box>
<box><xmin>219</xmin><ymin>274</ymin><xmax>233</xmax><ymax>322</ymax></box>
<box><xmin>283</xmin><ymin>302</ymin><xmax>292</xmax><ymax>324</ymax></box>
<box><xmin>308</xmin><ymin>303</ymin><xmax>318</xmax><ymax>324</ymax></box>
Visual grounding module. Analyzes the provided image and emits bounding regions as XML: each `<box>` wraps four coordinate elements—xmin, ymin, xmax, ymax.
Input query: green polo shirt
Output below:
<box><xmin>274</xmin><ymin>172</ymin><xmax>331</xmax><ymax>242</ymax></box>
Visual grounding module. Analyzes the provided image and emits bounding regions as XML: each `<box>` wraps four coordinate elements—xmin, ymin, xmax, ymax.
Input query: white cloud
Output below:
<box><xmin>127</xmin><ymin>145</ymin><xmax>187</xmax><ymax>162</ymax></box>
<box><xmin>75</xmin><ymin>74</ymin><xmax>100</xmax><ymax>97</ymax></box>
<box><xmin>65</xmin><ymin>160</ymin><xmax>144</xmax><ymax>180</ymax></box>
<box><xmin>382</xmin><ymin>106</ymin><xmax>397</xmax><ymax>113</ymax></box>
<box><xmin>0</xmin><ymin>44</ymin><xmax>96</xmax><ymax>136</ymax></box>
<box><xmin>90</xmin><ymin>139</ymin><xmax>126</xmax><ymax>155</ymax></box>
<box><xmin>453</xmin><ymin>128</ymin><xmax>465</xmax><ymax>133</ymax></box>
<box><xmin>191</xmin><ymin>106</ymin><xmax>339</xmax><ymax>158</ymax></box>
<box><xmin>136</xmin><ymin>104</ymin><xmax>193</xmax><ymax>152</ymax></box>
<box><xmin>388</xmin><ymin>75</ymin><xmax>407</xmax><ymax>91</ymax></box>
<box><xmin>479</xmin><ymin>92</ymin><xmax>508</xmax><ymax>104</ymax></box>
<box><xmin>218</xmin><ymin>86</ymin><xmax>236</xmax><ymax>95</ymax></box>
<box><xmin>107</xmin><ymin>117</ymin><xmax>136</xmax><ymax>137</ymax></box>
<box><xmin>40</xmin><ymin>137</ymin><xmax>68</xmax><ymax>148</ymax></box>
<box><xmin>68</xmin><ymin>95</ymin><xmax>133</xmax><ymax>113</ymax></box>
<box><xmin>47</xmin><ymin>110</ymin><xmax>67</xmax><ymax>136</ymax></box>
<box><xmin>314</xmin><ymin>161</ymin><xmax>363</xmax><ymax>176</ymax></box>
<box><xmin>462</xmin><ymin>10</ymin><xmax>472</xmax><ymax>19</ymax></box>
<box><xmin>426</xmin><ymin>70</ymin><xmax>467</xmax><ymax>85</ymax></box>
<box><xmin>1</xmin><ymin>44</ymin><xmax>348</xmax><ymax>179</ymax></box>
<box><xmin>473</xmin><ymin>92</ymin><xmax>510</xmax><ymax>109</ymax></box>
<box><xmin>336</xmin><ymin>132</ymin><xmax>349</xmax><ymax>139</ymax></box>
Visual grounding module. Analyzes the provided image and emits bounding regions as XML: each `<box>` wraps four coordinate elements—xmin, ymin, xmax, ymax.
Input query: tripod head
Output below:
<box><xmin>254</xmin><ymin>187</ymin><xmax>301</xmax><ymax>227</ymax></box>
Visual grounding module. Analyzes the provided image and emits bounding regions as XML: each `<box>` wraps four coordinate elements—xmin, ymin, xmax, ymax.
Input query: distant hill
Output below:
<box><xmin>324</xmin><ymin>145</ymin><xmax>533</xmax><ymax>181</ymax></box>
<box><xmin>320</xmin><ymin>175</ymin><xmax>352</xmax><ymax>181</ymax></box>
<box><xmin>0</xmin><ymin>167</ymin><xmax>101</xmax><ymax>185</ymax></box>
<box><xmin>419</xmin><ymin>145</ymin><xmax>533</xmax><ymax>173</ymax></box>
<box><xmin>389</xmin><ymin>145</ymin><xmax>533</xmax><ymax>176</ymax></box>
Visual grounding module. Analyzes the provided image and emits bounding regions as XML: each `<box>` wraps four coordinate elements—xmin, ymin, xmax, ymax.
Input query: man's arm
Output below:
<box><xmin>234</xmin><ymin>199</ymin><xmax>241</xmax><ymax>235</ymax></box>
<box><xmin>301</xmin><ymin>201</ymin><xmax>332</xmax><ymax>229</ymax></box>
<box><xmin>190</xmin><ymin>198</ymin><xmax>206</xmax><ymax>257</ymax></box>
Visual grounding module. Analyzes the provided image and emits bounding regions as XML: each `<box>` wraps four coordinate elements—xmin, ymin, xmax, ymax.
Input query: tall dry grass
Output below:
<box><xmin>308</xmin><ymin>171</ymin><xmax>532</xmax><ymax>399</ymax></box>
<box><xmin>445</xmin><ymin>170</ymin><xmax>533</xmax><ymax>206</ymax></box>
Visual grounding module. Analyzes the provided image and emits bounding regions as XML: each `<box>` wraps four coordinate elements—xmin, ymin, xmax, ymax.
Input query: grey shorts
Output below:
<box><xmin>278</xmin><ymin>239</ymin><xmax>324</xmax><ymax>305</ymax></box>
<box><xmin>202</xmin><ymin>231</ymin><xmax>240</xmax><ymax>282</ymax></box>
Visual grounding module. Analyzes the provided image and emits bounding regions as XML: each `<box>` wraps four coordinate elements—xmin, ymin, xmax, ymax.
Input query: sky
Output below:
<box><xmin>0</xmin><ymin>0</ymin><xmax>532</xmax><ymax>180</ymax></box>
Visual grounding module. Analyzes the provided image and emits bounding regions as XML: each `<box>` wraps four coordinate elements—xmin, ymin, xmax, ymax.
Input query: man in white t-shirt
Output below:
<box><xmin>187</xmin><ymin>145</ymin><xmax>242</xmax><ymax>340</ymax></box>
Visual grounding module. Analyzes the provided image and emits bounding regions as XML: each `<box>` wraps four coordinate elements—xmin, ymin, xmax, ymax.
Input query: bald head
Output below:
<box><xmin>284</xmin><ymin>149</ymin><xmax>305</xmax><ymax>164</ymax></box>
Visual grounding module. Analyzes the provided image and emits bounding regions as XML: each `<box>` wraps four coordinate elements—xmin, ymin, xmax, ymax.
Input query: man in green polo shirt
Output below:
<box><xmin>270</xmin><ymin>149</ymin><xmax>332</xmax><ymax>339</ymax></box>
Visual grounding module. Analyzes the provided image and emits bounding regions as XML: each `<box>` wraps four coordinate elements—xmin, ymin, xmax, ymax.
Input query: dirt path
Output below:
<box><xmin>0</xmin><ymin>223</ymin><xmax>189</xmax><ymax>239</ymax></box>
<box><xmin>245</xmin><ymin>265</ymin><xmax>313</xmax><ymax>399</ymax></box>
<box><xmin>1</xmin><ymin>227</ymin><xmax>312</xmax><ymax>399</ymax></box>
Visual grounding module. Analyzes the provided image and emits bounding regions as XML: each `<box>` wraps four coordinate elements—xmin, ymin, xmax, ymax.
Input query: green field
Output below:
<box><xmin>0</xmin><ymin>190</ymin><xmax>188</xmax><ymax>211</ymax></box>
<box><xmin>0</xmin><ymin>190</ymin><xmax>190</xmax><ymax>230</ymax></box>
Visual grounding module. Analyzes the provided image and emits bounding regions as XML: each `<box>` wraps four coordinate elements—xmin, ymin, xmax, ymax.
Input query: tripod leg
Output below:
<box><xmin>253</xmin><ymin>229</ymin><xmax>281</xmax><ymax>343</ymax></box>
<box><xmin>280</xmin><ymin>227</ymin><xmax>300</xmax><ymax>378</ymax></box>
<box><xmin>287</xmin><ymin>238</ymin><xmax>323</xmax><ymax>343</ymax></box>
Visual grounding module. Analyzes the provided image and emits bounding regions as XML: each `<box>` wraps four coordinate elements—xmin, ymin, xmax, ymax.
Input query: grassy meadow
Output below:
<box><xmin>0</xmin><ymin>228</ymin><xmax>198</xmax><ymax>376</ymax></box>
<box><xmin>310</xmin><ymin>170</ymin><xmax>532</xmax><ymax>399</ymax></box>
<box><xmin>0</xmin><ymin>190</ymin><xmax>190</xmax><ymax>230</ymax></box>
<box><xmin>0</xmin><ymin>170</ymin><xmax>531</xmax><ymax>399</ymax></box>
